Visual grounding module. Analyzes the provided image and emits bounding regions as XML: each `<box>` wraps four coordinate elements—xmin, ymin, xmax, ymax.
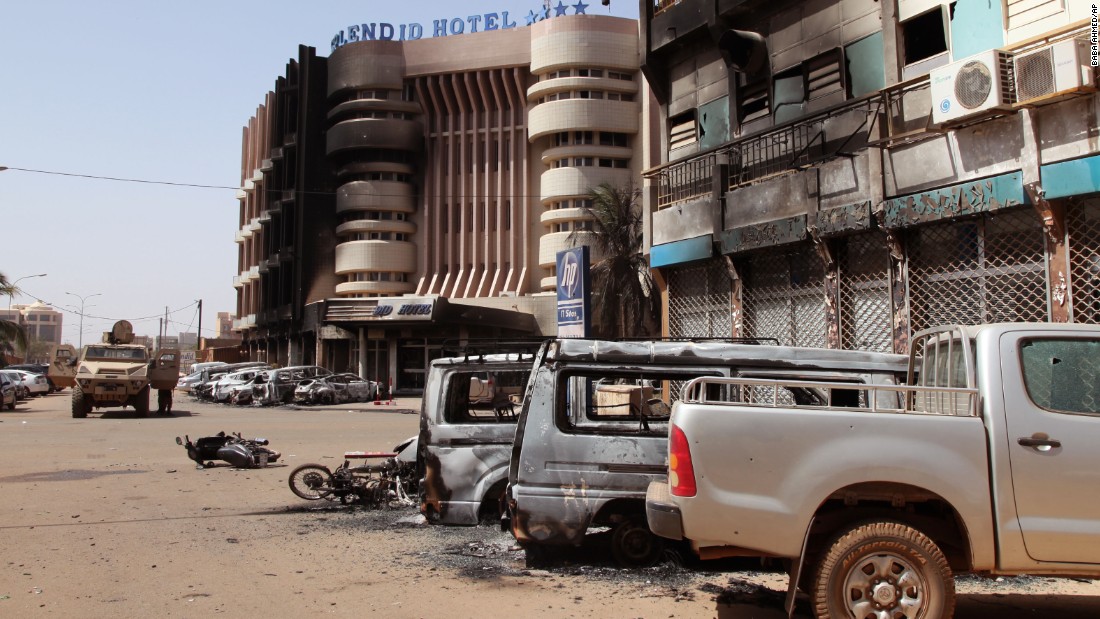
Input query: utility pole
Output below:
<box><xmin>196</xmin><ymin>299</ymin><xmax>203</xmax><ymax>354</ymax></box>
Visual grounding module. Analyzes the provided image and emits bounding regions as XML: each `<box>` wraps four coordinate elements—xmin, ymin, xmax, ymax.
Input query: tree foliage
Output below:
<box><xmin>568</xmin><ymin>183</ymin><xmax>657</xmax><ymax>338</ymax></box>
<box><xmin>0</xmin><ymin>272</ymin><xmax>30</xmax><ymax>364</ymax></box>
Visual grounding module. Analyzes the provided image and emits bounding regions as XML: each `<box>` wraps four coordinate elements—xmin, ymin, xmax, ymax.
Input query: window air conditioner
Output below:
<box><xmin>1015</xmin><ymin>38</ymin><xmax>1097</xmax><ymax>105</ymax></box>
<box><xmin>930</xmin><ymin>50</ymin><xmax>1016</xmax><ymax>124</ymax></box>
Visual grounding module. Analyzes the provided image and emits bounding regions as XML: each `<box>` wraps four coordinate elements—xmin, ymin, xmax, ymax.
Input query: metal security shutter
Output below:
<box><xmin>838</xmin><ymin>232</ymin><xmax>893</xmax><ymax>352</ymax></box>
<box><xmin>1068</xmin><ymin>198</ymin><xmax>1100</xmax><ymax>324</ymax></box>
<box><xmin>741</xmin><ymin>244</ymin><xmax>827</xmax><ymax>348</ymax></box>
<box><xmin>667</xmin><ymin>259</ymin><xmax>732</xmax><ymax>338</ymax></box>
<box><xmin>907</xmin><ymin>208</ymin><xmax>1048</xmax><ymax>333</ymax></box>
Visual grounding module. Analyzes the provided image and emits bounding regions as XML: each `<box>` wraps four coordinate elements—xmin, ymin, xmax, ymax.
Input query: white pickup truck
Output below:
<box><xmin>646</xmin><ymin>323</ymin><xmax>1100</xmax><ymax>619</ymax></box>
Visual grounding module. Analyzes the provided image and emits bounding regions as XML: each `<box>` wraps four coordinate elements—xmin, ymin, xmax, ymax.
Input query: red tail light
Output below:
<box><xmin>669</xmin><ymin>424</ymin><xmax>697</xmax><ymax>497</ymax></box>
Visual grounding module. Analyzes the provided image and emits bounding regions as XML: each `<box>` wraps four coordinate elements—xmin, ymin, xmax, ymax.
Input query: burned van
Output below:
<box><xmin>419</xmin><ymin>351</ymin><xmax>538</xmax><ymax>526</ymax></box>
<box><xmin>504</xmin><ymin>339</ymin><xmax>909</xmax><ymax>567</ymax></box>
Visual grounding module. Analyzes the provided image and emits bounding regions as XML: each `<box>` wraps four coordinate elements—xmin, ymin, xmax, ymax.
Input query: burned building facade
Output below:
<box><xmin>641</xmin><ymin>0</ymin><xmax>1100</xmax><ymax>352</ymax></box>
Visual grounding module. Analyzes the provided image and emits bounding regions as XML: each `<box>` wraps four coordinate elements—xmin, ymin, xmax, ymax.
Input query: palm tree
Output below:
<box><xmin>0</xmin><ymin>272</ymin><xmax>29</xmax><ymax>363</ymax></box>
<box><xmin>568</xmin><ymin>183</ymin><xmax>658</xmax><ymax>338</ymax></box>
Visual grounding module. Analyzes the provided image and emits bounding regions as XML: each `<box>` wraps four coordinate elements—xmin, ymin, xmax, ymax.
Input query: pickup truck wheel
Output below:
<box><xmin>611</xmin><ymin>517</ymin><xmax>665</xmax><ymax>568</ymax></box>
<box><xmin>811</xmin><ymin>521</ymin><xmax>954</xmax><ymax>619</ymax></box>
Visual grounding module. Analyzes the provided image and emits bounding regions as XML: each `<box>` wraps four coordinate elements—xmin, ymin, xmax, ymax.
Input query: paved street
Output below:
<box><xmin>1</xmin><ymin>391</ymin><xmax>1099</xmax><ymax>618</ymax></box>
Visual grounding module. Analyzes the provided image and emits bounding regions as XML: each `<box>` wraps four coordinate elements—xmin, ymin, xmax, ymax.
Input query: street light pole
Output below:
<box><xmin>65</xmin><ymin>291</ymin><xmax>103</xmax><ymax>350</ymax></box>
<box><xmin>8</xmin><ymin>273</ymin><xmax>47</xmax><ymax>312</ymax></box>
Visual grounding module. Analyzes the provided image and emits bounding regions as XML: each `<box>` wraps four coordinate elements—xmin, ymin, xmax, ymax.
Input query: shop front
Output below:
<box><xmin>317</xmin><ymin>296</ymin><xmax>542</xmax><ymax>394</ymax></box>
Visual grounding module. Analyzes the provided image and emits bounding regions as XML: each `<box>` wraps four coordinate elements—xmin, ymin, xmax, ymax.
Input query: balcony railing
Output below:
<box><xmin>647</xmin><ymin>78</ymin><xmax>937</xmax><ymax>210</ymax></box>
<box><xmin>653</xmin><ymin>0</ymin><xmax>681</xmax><ymax>15</ymax></box>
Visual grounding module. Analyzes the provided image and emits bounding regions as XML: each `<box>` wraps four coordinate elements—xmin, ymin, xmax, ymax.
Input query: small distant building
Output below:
<box><xmin>0</xmin><ymin>302</ymin><xmax>63</xmax><ymax>346</ymax></box>
<box><xmin>178</xmin><ymin>332</ymin><xmax>198</xmax><ymax>349</ymax></box>
<box><xmin>155</xmin><ymin>335</ymin><xmax>180</xmax><ymax>350</ymax></box>
<box><xmin>215</xmin><ymin>312</ymin><xmax>241</xmax><ymax>341</ymax></box>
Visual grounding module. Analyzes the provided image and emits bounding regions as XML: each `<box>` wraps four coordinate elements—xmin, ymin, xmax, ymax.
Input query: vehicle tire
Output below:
<box><xmin>72</xmin><ymin>387</ymin><xmax>90</xmax><ymax>418</ymax></box>
<box><xmin>811</xmin><ymin>521</ymin><xmax>955</xmax><ymax>619</ymax></box>
<box><xmin>611</xmin><ymin>516</ymin><xmax>665</xmax><ymax>568</ymax></box>
<box><xmin>7</xmin><ymin>394</ymin><xmax>15</xmax><ymax>411</ymax></box>
<box><xmin>132</xmin><ymin>385</ymin><xmax>151</xmax><ymax>417</ymax></box>
<box><xmin>288</xmin><ymin>464</ymin><xmax>335</xmax><ymax>500</ymax></box>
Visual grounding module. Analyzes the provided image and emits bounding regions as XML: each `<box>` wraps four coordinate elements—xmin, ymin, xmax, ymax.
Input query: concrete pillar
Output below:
<box><xmin>358</xmin><ymin>327</ymin><xmax>368</xmax><ymax>379</ymax></box>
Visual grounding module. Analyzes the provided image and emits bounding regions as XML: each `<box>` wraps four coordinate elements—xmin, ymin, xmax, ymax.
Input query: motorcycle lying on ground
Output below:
<box><xmin>176</xmin><ymin>432</ymin><xmax>281</xmax><ymax>469</ymax></box>
<box><xmin>288</xmin><ymin>436</ymin><xmax>418</xmax><ymax>508</ymax></box>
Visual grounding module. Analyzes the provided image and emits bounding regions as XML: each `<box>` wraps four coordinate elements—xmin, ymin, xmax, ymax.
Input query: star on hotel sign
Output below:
<box><xmin>526</xmin><ymin>0</ymin><xmax>589</xmax><ymax>25</ymax></box>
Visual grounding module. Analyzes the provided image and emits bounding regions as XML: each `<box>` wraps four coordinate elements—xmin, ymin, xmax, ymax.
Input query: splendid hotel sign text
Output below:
<box><xmin>332</xmin><ymin>1</ymin><xmax>594</xmax><ymax>51</ymax></box>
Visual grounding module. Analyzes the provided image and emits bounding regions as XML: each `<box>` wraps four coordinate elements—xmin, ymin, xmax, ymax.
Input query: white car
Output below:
<box><xmin>10</xmin><ymin>370</ymin><xmax>49</xmax><ymax>396</ymax></box>
<box><xmin>0</xmin><ymin>370</ymin><xmax>28</xmax><ymax>400</ymax></box>
<box><xmin>210</xmin><ymin>369</ymin><xmax>266</xmax><ymax>403</ymax></box>
<box><xmin>0</xmin><ymin>372</ymin><xmax>16</xmax><ymax>410</ymax></box>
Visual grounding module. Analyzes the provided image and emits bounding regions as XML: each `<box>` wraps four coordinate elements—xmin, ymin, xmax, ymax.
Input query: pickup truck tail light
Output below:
<box><xmin>669</xmin><ymin>424</ymin><xmax>697</xmax><ymax>497</ymax></box>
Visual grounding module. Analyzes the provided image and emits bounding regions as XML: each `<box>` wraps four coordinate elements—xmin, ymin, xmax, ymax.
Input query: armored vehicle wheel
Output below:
<box><xmin>132</xmin><ymin>385</ymin><xmax>151</xmax><ymax>416</ymax></box>
<box><xmin>72</xmin><ymin>387</ymin><xmax>91</xmax><ymax>418</ymax></box>
<box><xmin>288</xmin><ymin>464</ymin><xmax>334</xmax><ymax>500</ymax></box>
<box><xmin>811</xmin><ymin>521</ymin><xmax>954</xmax><ymax>619</ymax></box>
<box><xmin>611</xmin><ymin>516</ymin><xmax>665</xmax><ymax>567</ymax></box>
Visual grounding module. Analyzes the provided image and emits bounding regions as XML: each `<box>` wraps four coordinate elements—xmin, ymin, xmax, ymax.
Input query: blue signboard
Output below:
<box><xmin>556</xmin><ymin>246</ymin><xmax>591</xmax><ymax>338</ymax></box>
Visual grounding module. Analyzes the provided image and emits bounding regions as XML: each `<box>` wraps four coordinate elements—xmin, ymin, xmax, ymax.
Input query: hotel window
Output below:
<box><xmin>608</xmin><ymin>71</ymin><xmax>633</xmax><ymax>81</ymax></box>
<box><xmin>577</xmin><ymin>68</ymin><xmax>604</xmax><ymax>78</ymax></box>
<box><xmin>577</xmin><ymin>91</ymin><xmax>605</xmax><ymax>99</ymax></box>
<box><xmin>575</xmin><ymin>131</ymin><xmax>594</xmax><ymax>144</ymax></box>
<box><xmin>599</xmin><ymin>132</ymin><xmax>628</xmax><ymax>147</ymax></box>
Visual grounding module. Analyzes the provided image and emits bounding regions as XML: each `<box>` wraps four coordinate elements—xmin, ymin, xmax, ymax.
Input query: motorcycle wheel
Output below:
<box><xmin>288</xmin><ymin>464</ymin><xmax>334</xmax><ymax>500</ymax></box>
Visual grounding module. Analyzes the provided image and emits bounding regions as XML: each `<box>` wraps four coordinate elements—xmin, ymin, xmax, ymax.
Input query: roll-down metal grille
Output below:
<box><xmin>1068</xmin><ymin>198</ymin><xmax>1100</xmax><ymax>324</ymax></box>
<box><xmin>838</xmin><ymin>232</ymin><xmax>893</xmax><ymax>352</ymax></box>
<box><xmin>667</xmin><ymin>259</ymin><xmax>732</xmax><ymax>338</ymax></box>
<box><xmin>907</xmin><ymin>208</ymin><xmax>1048</xmax><ymax>333</ymax></box>
<box><xmin>741</xmin><ymin>245</ymin><xmax>827</xmax><ymax>348</ymax></box>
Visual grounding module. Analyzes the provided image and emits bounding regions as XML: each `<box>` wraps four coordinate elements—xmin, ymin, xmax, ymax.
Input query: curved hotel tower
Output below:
<box><xmin>236</xmin><ymin>14</ymin><xmax>650</xmax><ymax>391</ymax></box>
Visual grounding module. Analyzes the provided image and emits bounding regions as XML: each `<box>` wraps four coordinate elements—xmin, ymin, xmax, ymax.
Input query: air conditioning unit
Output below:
<box><xmin>930</xmin><ymin>50</ymin><xmax>1016</xmax><ymax>124</ymax></box>
<box><xmin>1015</xmin><ymin>38</ymin><xmax>1097</xmax><ymax>105</ymax></box>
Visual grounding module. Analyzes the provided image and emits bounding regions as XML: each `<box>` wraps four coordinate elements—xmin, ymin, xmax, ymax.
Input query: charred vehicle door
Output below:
<box><xmin>508</xmin><ymin>362</ymin><xmax>725</xmax><ymax>565</ymax></box>
<box><xmin>420</xmin><ymin>355</ymin><xmax>535</xmax><ymax>526</ymax></box>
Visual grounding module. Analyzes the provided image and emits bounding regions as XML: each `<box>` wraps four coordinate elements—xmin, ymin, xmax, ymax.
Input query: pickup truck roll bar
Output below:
<box><xmin>679</xmin><ymin>375</ymin><xmax>979</xmax><ymax>417</ymax></box>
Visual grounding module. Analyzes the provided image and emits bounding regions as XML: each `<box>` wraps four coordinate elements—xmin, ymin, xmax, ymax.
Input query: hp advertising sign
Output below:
<box><xmin>556</xmin><ymin>246</ymin><xmax>591</xmax><ymax>338</ymax></box>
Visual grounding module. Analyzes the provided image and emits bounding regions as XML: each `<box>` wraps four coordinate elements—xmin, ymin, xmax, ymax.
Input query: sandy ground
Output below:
<box><xmin>1</xmin><ymin>391</ymin><xmax>1099</xmax><ymax>618</ymax></box>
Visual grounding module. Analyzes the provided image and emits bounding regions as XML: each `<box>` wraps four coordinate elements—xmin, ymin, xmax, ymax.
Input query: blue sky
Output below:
<box><xmin>1</xmin><ymin>0</ymin><xmax>639</xmax><ymax>345</ymax></box>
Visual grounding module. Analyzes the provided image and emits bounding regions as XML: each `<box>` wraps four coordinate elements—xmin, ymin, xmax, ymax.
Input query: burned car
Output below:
<box><xmin>210</xmin><ymin>368</ymin><xmax>268</xmax><ymax>403</ymax></box>
<box><xmin>505</xmin><ymin>339</ymin><xmax>910</xmax><ymax>567</ymax></box>
<box><xmin>293</xmin><ymin>373</ymin><xmax>378</xmax><ymax>405</ymax></box>
<box><xmin>191</xmin><ymin>362</ymin><xmax>268</xmax><ymax>399</ymax></box>
<box><xmin>252</xmin><ymin>365</ymin><xmax>332</xmax><ymax>406</ymax></box>
<box><xmin>419</xmin><ymin>349</ymin><xmax>538</xmax><ymax>527</ymax></box>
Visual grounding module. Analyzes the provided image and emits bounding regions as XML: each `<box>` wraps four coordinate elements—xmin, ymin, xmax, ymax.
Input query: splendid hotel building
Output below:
<box><xmin>236</xmin><ymin>12</ymin><xmax>652</xmax><ymax>391</ymax></box>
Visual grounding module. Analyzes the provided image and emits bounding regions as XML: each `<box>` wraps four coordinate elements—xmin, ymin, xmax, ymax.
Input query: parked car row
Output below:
<box><xmin>183</xmin><ymin>363</ymin><xmax>378</xmax><ymax>407</ymax></box>
<box><xmin>0</xmin><ymin>368</ymin><xmax>53</xmax><ymax>403</ymax></box>
<box><xmin>5</xmin><ymin>363</ymin><xmax>61</xmax><ymax>392</ymax></box>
